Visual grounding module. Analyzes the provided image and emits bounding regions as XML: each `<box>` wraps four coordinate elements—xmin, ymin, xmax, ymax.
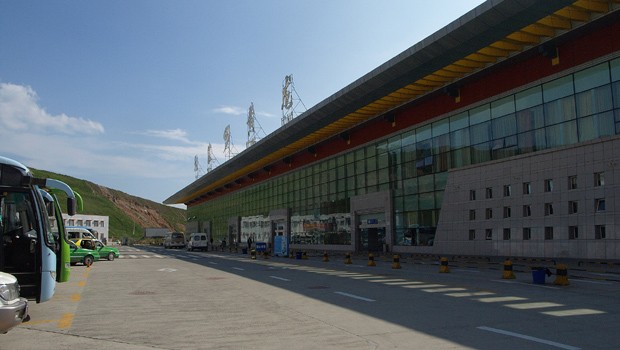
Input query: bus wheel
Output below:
<box><xmin>84</xmin><ymin>256</ymin><xmax>94</xmax><ymax>267</ymax></box>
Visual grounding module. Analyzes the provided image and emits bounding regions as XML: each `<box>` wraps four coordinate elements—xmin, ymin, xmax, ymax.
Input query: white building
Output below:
<box><xmin>62</xmin><ymin>214</ymin><xmax>110</xmax><ymax>242</ymax></box>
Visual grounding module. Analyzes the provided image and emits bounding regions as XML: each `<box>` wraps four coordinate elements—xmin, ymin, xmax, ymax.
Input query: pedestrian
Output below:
<box><xmin>247</xmin><ymin>236</ymin><xmax>252</xmax><ymax>252</ymax></box>
<box><xmin>210</xmin><ymin>237</ymin><xmax>214</xmax><ymax>251</ymax></box>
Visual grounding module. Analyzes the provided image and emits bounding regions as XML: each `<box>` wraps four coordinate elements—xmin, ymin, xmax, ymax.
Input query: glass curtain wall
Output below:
<box><xmin>192</xmin><ymin>57</ymin><xmax>620</xmax><ymax>246</ymax></box>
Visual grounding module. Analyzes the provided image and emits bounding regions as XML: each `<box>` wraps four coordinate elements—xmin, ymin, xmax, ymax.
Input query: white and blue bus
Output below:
<box><xmin>0</xmin><ymin>156</ymin><xmax>77</xmax><ymax>303</ymax></box>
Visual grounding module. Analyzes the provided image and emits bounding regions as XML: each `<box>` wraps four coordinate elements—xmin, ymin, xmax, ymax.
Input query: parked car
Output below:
<box><xmin>69</xmin><ymin>241</ymin><xmax>100</xmax><ymax>266</ymax></box>
<box><xmin>0</xmin><ymin>272</ymin><xmax>29</xmax><ymax>334</ymax></box>
<box><xmin>163</xmin><ymin>232</ymin><xmax>185</xmax><ymax>249</ymax></box>
<box><xmin>187</xmin><ymin>233</ymin><xmax>208</xmax><ymax>251</ymax></box>
<box><xmin>73</xmin><ymin>238</ymin><xmax>120</xmax><ymax>261</ymax></box>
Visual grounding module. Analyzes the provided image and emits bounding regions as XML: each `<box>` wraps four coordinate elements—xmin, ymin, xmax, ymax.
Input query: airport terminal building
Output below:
<box><xmin>165</xmin><ymin>0</ymin><xmax>620</xmax><ymax>260</ymax></box>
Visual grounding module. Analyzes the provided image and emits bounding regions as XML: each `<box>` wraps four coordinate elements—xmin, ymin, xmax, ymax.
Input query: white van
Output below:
<box><xmin>187</xmin><ymin>233</ymin><xmax>208</xmax><ymax>251</ymax></box>
<box><xmin>66</xmin><ymin>226</ymin><xmax>97</xmax><ymax>240</ymax></box>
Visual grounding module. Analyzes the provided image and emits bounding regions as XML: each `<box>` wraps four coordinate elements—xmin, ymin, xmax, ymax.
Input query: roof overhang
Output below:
<box><xmin>165</xmin><ymin>0</ymin><xmax>619</xmax><ymax>205</ymax></box>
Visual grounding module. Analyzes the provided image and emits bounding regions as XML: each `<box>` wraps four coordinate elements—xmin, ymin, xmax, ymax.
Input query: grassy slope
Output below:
<box><xmin>31</xmin><ymin>168</ymin><xmax>186</xmax><ymax>241</ymax></box>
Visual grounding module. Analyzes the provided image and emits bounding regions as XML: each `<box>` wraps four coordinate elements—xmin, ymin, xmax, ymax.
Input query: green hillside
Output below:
<box><xmin>31</xmin><ymin>168</ymin><xmax>186</xmax><ymax>242</ymax></box>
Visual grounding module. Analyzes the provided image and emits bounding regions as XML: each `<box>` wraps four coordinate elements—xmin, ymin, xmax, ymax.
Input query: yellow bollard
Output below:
<box><xmin>368</xmin><ymin>253</ymin><xmax>376</xmax><ymax>267</ymax></box>
<box><xmin>323</xmin><ymin>251</ymin><xmax>329</xmax><ymax>262</ymax></box>
<box><xmin>302</xmin><ymin>251</ymin><xmax>308</xmax><ymax>260</ymax></box>
<box><xmin>250</xmin><ymin>250</ymin><xmax>256</xmax><ymax>260</ymax></box>
<box><xmin>289</xmin><ymin>251</ymin><xmax>294</xmax><ymax>259</ymax></box>
<box><xmin>439</xmin><ymin>257</ymin><xmax>450</xmax><ymax>273</ymax></box>
<box><xmin>553</xmin><ymin>264</ymin><xmax>569</xmax><ymax>286</ymax></box>
<box><xmin>344</xmin><ymin>252</ymin><xmax>352</xmax><ymax>264</ymax></box>
<box><xmin>502</xmin><ymin>259</ymin><xmax>516</xmax><ymax>279</ymax></box>
<box><xmin>392</xmin><ymin>254</ymin><xmax>401</xmax><ymax>269</ymax></box>
<box><xmin>263</xmin><ymin>250</ymin><xmax>269</xmax><ymax>259</ymax></box>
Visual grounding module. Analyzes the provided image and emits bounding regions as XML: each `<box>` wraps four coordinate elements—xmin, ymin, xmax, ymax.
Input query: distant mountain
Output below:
<box><xmin>31</xmin><ymin>168</ymin><xmax>186</xmax><ymax>241</ymax></box>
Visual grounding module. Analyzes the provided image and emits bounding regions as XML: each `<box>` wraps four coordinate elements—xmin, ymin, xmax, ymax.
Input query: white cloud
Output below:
<box><xmin>137</xmin><ymin>129</ymin><xmax>192</xmax><ymax>143</ymax></box>
<box><xmin>0</xmin><ymin>83</ymin><xmax>104</xmax><ymax>135</ymax></box>
<box><xmin>213</xmin><ymin>105</ymin><xmax>245</xmax><ymax>115</ymax></box>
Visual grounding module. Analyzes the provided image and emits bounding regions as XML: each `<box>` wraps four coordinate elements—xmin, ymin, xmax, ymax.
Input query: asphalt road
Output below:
<box><xmin>2</xmin><ymin>245</ymin><xmax>618</xmax><ymax>349</ymax></box>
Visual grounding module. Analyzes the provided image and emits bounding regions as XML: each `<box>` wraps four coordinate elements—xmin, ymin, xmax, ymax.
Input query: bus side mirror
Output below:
<box><xmin>67</xmin><ymin>198</ymin><xmax>76</xmax><ymax>216</ymax></box>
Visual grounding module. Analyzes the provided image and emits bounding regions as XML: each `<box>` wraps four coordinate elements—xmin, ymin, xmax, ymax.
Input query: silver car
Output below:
<box><xmin>0</xmin><ymin>272</ymin><xmax>29</xmax><ymax>333</ymax></box>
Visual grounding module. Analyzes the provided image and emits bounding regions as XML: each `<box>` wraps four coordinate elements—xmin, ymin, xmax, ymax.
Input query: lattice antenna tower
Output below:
<box><xmin>223</xmin><ymin>125</ymin><xmax>238</xmax><ymax>160</ymax></box>
<box><xmin>281</xmin><ymin>74</ymin><xmax>307</xmax><ymax>126</ymax></box>
<box><xmin>193</xmin><ymin>155</ymin><xmax>204</xmax><ymax>179</ymax></box>
<box><xmin>246</xmin><ymin>102</ymin><xmax>266</xmax><ymax>148</ymax></box>
<box><xmin>206</xmin><ymin>143</ymin><xmax>219</xmax><ymax>172</ymax></box>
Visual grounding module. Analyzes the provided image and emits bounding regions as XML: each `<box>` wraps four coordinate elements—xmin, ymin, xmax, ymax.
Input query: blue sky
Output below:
<box><xmin>0</xmin><ymin>0</ymin><xmax>484</xmax><ymax>207</ymax></box>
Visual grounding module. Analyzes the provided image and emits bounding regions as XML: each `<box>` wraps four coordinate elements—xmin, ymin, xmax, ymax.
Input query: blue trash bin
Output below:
<box><xmin>242</xmin><ymin>248</ymin><xmax>248</xmax><ymax>254</ymax></box>
<box><xmin>531</xmin><ymin>268</ymin><xmax>546</xmax><ymax>284</ymax></box>
<box><xmin>295</xmin><ymin>252</ymin><xmax>302</xmax><ymax>259</ymax></box>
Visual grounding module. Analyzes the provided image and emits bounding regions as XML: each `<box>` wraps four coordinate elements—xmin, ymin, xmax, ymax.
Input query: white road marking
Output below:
<box><xmin>334</xmin><ymin>291</ymin><xmax>375</xmax><ymax>302</ymax></box>
<box><xmin>270</xmin><ymin>276</ymin><xmax>291</xmax><ymax>282</ymax></box>
<box><xmin>477</xmin><ymin>326</ymin><xmax>581</xmax><ymax>350</ymax></box>
<box><xmin>232</xmin><ymin>267</ymin><xmax>244</xmax><ymax>271</ymax></box>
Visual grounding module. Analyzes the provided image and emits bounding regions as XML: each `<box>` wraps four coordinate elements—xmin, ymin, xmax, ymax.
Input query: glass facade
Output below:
<box><xmin>191</xmin><ymin>57</ymin><xmax>620</xmax><ymax>247</ymax></box>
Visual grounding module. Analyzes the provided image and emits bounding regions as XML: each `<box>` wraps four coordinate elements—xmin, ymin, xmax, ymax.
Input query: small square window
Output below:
<box><xmin>523</xmin><ymin>182</ymin><xmax>531</xmax><ymax>195</ymax></box>
<box><xmin>469</xmin><ymin>210</ymin><xmax>476</xmax><ymax>221</ymax></box>
<box><xmin>523</xmin><ymin>205</ymin><xmax>531</xmax><ymax>217</ymax></box>
<box><xmin>503</xmin><ymin>228</ymin><xmax>511</xmax><ymax>240</ymax></box>
<box><xmin>569</xmin><ymin>226</ymin><xmax>578</xmax><ymax>239</ymax></box>
<box><xmin>486</xmin><ymin>187</ymin><xmax>493</xmax><ymax>199</ymax></box>
<box><xmin>503</xmin><ymin>185</ymin><xmax>512</xmax><ymax>197</ymax></box>
<box><xmin>594</xmin><ymin>172</ymin><xmax>605</xmax><ymax>187</ymax></box>
<box><xmin>469</xmin><ymin>190</ymin><xmax>476</xmax><ymax>201</ymax></box>
<box><xmin>595</xmin><ymin>225</ymin><xmax>606</xmax><ymax>239</ymax></box>
<box><xmin>544</xmin><ymin>179</ymin><xmax>554</xmax><ymax>192</ymax></box>
<box><xmin>544</xmin><ymin>203</ymin><xmax>554</xmax><ymax>216</ymax></box>
<box><xmin>485</xmin><ymin>229</ymin><xmax>493</xmax><ymax>240</ymax></box>
<box><xmin>569</xmin><ymin>201</ymin><xmax>578</xmax><ymax>214</ymax></box>
<box><xmin>468</xmin><ymin>230</ymin><xmax>476</xmax><ymax>240</ymax></box>
<box><xmin>545</xmin><ymin>226</ymin><xmax>554</xmax><ymax>240</ymax></box>
<box><xmin>503</xmin><ymin>206</ymin><xmax>511</xmax><ymax>218</ymax></box>
<box><xmin>595</xmin><ymin>198</ymin><xmax>606</xmax><ymax>212</ymax></box>
<box><xmin>485</xmin><ymin>208</ymin><xmax>493</xmax><ymax>219</ymax></box>
<box><xmin>523</xmin><ymin>227</ymin><xmax>531</xmax><ymax>240</ymax></box>
<box><xmin>568</xmin><ymin>175</ymin><xmax>577</xmax><ymax>190</ymax></box>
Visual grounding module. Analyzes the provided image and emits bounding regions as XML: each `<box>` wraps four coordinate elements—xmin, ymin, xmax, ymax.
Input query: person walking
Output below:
<box><xmin>247</xmin><ymin>236</ymin><xmax>253</xmax><ymax>253</ymax></box>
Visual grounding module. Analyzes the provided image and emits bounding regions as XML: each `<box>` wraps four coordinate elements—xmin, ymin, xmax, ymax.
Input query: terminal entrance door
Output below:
<box><xmin>357</xmin><ymin>213</ymin><xmax>386</xmax><ymax>253</ymax></box>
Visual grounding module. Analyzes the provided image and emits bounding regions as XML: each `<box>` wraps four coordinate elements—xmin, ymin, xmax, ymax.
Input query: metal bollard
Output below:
<box><xmin>553</xmin><ymin>264</ymin><xmax>569</xmax><ymax>286</ymax></box>
<box><xmin>502</xmin><ymin>259</ymin><xmax>516</xmax><ymax>279</ymax></box>
<box><xmin>392</xmin><ymin>254</ymin><xmax>401</xmax><ymax>269</ymax></box>
<box><xmin>323</xmin><ymin>251</ymin><xmax>329</xmax><ymax>262</ymax></box>
<box><xmin>344</xmin><ymin>252</ymin><xmax>352</xmax><ymax>264</ymax></box>
<box><xmin>368</xmin><ymin>253</ymin><xmax>376</xmax><ymax>267</ymax></box>
<box><xmin>439</xmin><ymin>257</ymin><xmax>450</xmax><ymax>273</ymax></box>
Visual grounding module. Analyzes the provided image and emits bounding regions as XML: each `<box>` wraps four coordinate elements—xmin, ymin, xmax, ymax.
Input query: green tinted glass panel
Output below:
<box><xmin>574</xmin><ymin>62</ymin><xmax>610</xmax><ymax>93</ymax></box>
<box><xmin>416</xmin><ymin>124</ymin><xmax>432</xmax><ymax>141</ymax></box>
<box><xmin>543</xmin><ymin>75</ymin><xmax>574</xmax><ymax>102</ymax></box>
<box><xmin>469</xmin><ymin>104</ymin><xmax>490</xmax><ymax>125</ymax></box>
<box><xmin>612</xmin><ymin>58</ymin><xmax>620</xmax><ymax>82</ymax></box>
<box><xmin>432</xmin><ymin>119</ymin><xmax>449</xmax><ymax>136</ymax></box>
<box><xmin>491</xmin><ymin>96</ymin><xmax>515</xmax><ymax>118</ymax></box>
<box><xmin>515</xmin><ymin>86</ymin><xmax>542</xmax><ymax>111</ymax></box>
<box><xmin>401</xmin><ymin>130</ymin><xmax>415</xmax><ymax>147</ymax></box>
<box><xmin>450</xmin><ymin>111</ymin><xmax>469</xmax><ymax>131</ymax></box>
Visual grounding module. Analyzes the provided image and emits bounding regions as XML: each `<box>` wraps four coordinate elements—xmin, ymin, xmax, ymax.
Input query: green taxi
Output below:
<box><xmin>69</xmin><ymin>240</ymin><xmax>100</xmax><ymax>266</ymax></box>
<box><xmin>73</xmin><ymin>238</ymin><xmax>120</xmax><ymax>261</ymax></box>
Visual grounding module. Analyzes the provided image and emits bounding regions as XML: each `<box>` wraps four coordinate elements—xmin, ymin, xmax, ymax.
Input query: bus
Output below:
<box><xmin>0</xmin><ymin>156</ymin><xmax>77</xmax><ymax>303</ymax></box>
